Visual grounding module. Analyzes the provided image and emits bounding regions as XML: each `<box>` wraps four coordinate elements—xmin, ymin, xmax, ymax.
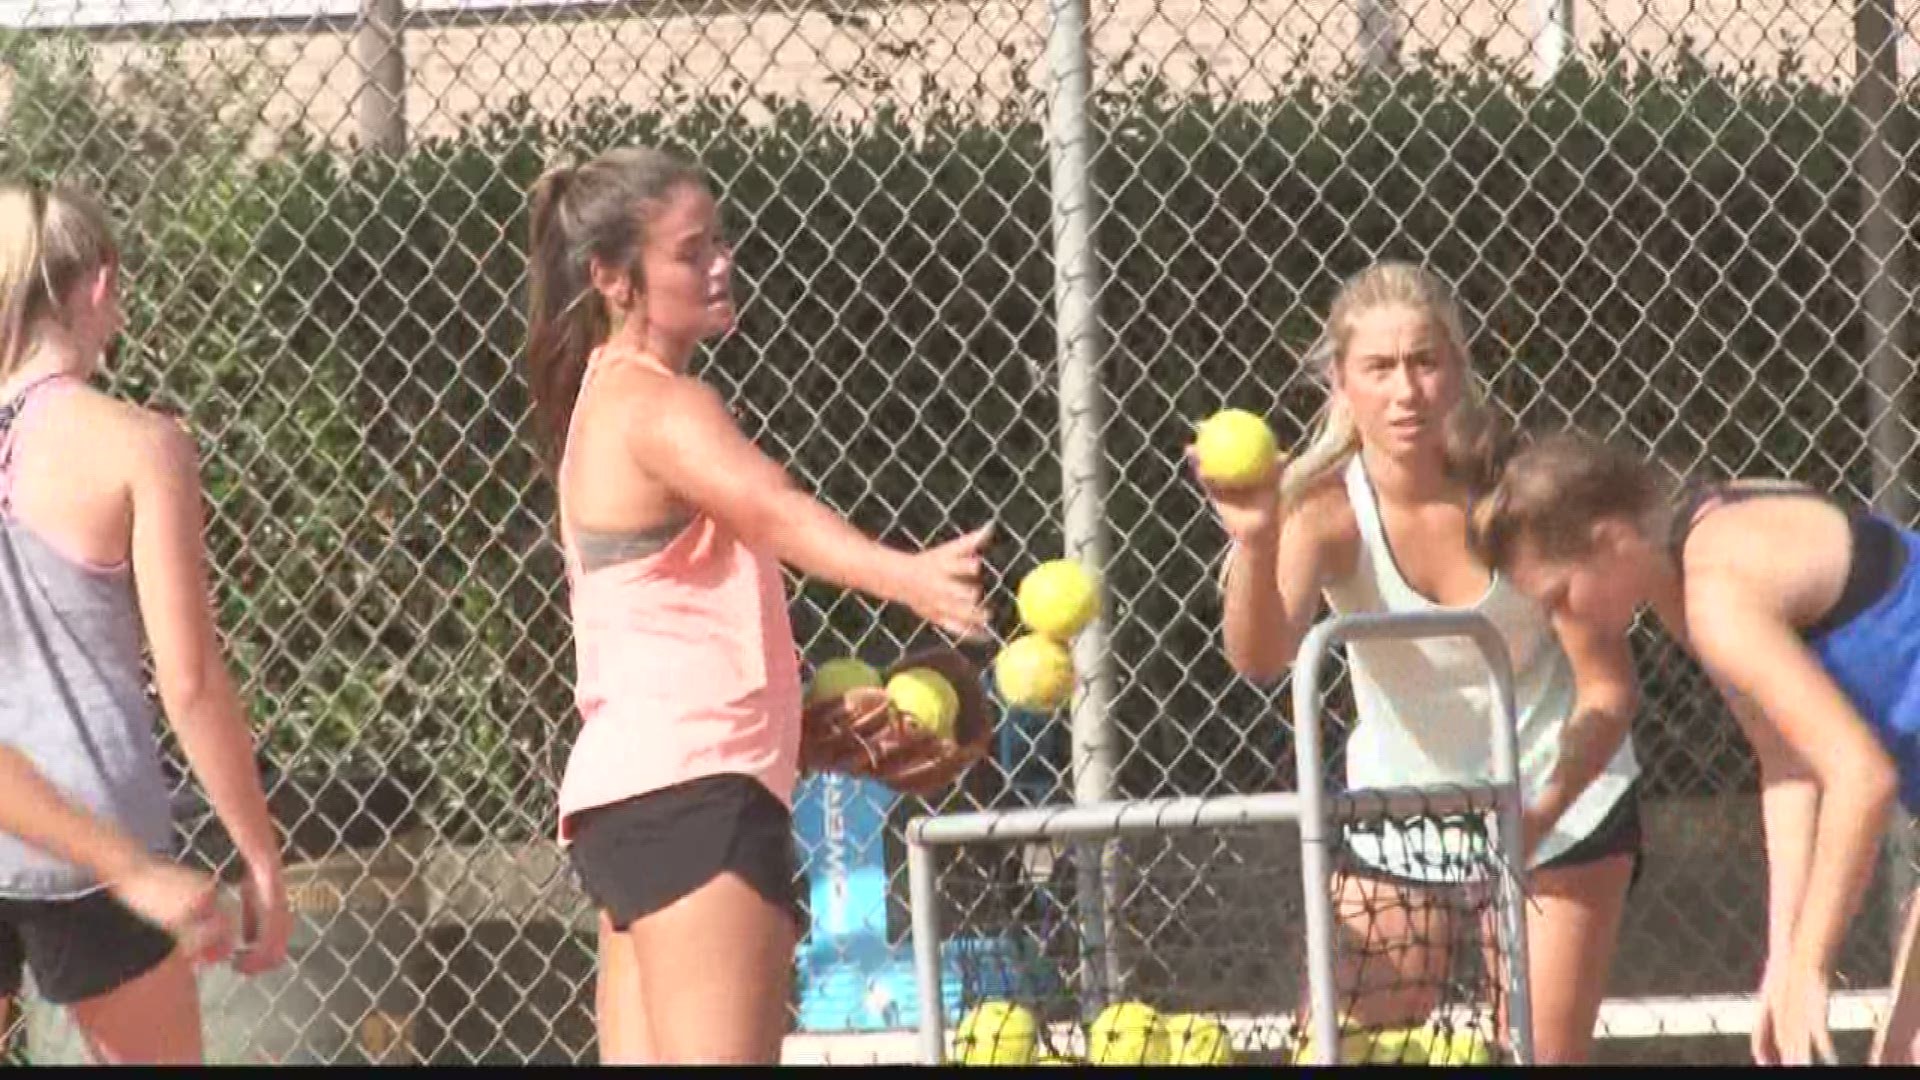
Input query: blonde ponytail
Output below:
<box><xmin>0</xmin><ymin>185</ymin><xmax>44</xmax><ymax>377</ymax></box>
<box><xmin>0</xmin><ymin>180</ymin><xmax>117</xmax><ymax>380</ymax></box>
<box><xmin>1278</xmin><ymin>335</ymin><xmax>1361</xmax><ymax>509</ymax></box>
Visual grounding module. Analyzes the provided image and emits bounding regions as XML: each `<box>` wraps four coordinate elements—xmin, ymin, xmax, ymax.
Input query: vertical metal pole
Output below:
<box><xmin>356</xmin><ymin>0</ymin><xmax>407</xmax><ymax>155</ymax></box>
<box><xmin>1529</xmin><ymin>0</ymin><xmax>1574</xmax><ymax>86</ymax></box>
<box><xmin>1854</xmin><ymin>0</ymin><xmax>1917</xmax><ymax>959</ymax></box>
<box><xmin>1355</xmin><ymin>0</ymin><xmax>1399</xmax><ymax>73</ymax></box>
<box><xmin>1292</xmin><ymin>627</ymin><xmax>1343</xmax><ymax>1064</ymax></box>
<box><xmin>1474</xmin><ymin>628</ymin><xmax>1534</xmax><ymax>1064</ymax></box>
<box><xmin>909</xmin><ymin>840</ymin><xmax>947</xmax><ymax>1065</ymax></box>
<box><xmin>1045</xmin><ymin>0</ymin><xmax>1120</xmax><ymax>1013</ymax></box>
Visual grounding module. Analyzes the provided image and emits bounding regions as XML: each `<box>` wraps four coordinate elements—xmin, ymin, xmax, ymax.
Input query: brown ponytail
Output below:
<box><xmin>1443</xmin><ymin>403</ymin><xmax>1525</xmax><ymax>500</ymax></box>
<box><xmin>524</xmin><ymin>164</ymin><xmax>597</xmax><ymax>470</ymax></box>
<box><xmin>521</xmin><ymin>147</ymin><xmax>706</xmax><ymax>473</ymax></box>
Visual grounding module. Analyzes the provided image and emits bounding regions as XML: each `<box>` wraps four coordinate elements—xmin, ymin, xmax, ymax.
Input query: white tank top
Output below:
<box><xmin>1322</xmin><ymin>456</ymin><xmax>1640</xmax><ymax>880</ymax></box>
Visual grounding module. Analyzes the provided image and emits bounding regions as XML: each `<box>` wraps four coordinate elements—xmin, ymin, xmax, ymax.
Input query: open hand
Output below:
<box><xmin>904</xmin><ymin>524</ymin><xmax>994</xmax><ymax>639</ymax></box>
<box><xmin>1760</xmin><ymin>960</ymin><xmax>1837</xmax><ymax>1066</ymax></box>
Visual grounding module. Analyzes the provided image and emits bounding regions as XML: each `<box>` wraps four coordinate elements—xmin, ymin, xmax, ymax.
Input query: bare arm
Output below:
<box><xmin>1219</xmin><ymin>497</ymin><xmax>1343</xmax><ymax>684</ymax></box>
<box><xmin>0</xmin><ymin>744</ymin><xmax>235</xmax><ymax>960</ymax></box>
<box><xmin>1649</xmin><ymin>561</ymin><xmax>1820</xmax><ymax>963</ymax></box>
<box><xmin>1528</xmin><ymin>611</ymin><xmax>1639</xmax><ymax>843</ymax></box>
<box><xmin>1760</xmin><ymin>777</ymin><xmax>1822</xmax><ymax>960</ymax></box>
<box><xmin>1688</xmin><ymin>579</ymin><xmax>1896</xmax><ymax>982</ymax></box>
<box><xmin>1731</xmin><ymin>687</ymin><xmax>1822</xmax><ymax>963</ymax></box>
<box><xmin>129</xmin><ymin>419</ymin><xmax>287</xmax><ymax>970</ymax></box>
<box><xmin>0</xmin><ymin>743</ymin><xmax>154</xmax><ymax>886</ymax></box>
<box><xmin>635</xmin><ymin>378</ymin><xmax>988</xmax><ymax>637</ymax></box>
<box><xmin>1219</xmin><ymin>521</ymin><xmax>1284</xmax><ymax>679</ymax></box>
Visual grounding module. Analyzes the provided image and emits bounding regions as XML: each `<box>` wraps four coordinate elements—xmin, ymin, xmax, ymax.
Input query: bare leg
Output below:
<box><xmin>623</xmin><ymin>871</ymin><xmax>797</xmax><ymax>1064</ymax></box>
<box><xmin>1481</xmin><ymin>852</ymin><xmax>1633</xmax><ymax>1064</ymax></box>
<box><xmin>65</xmin><ymin>950</ymin><xmax>201</xmax><ymax>1064</ymax></box>
<box><xmin>595</xmin><ymin>911</ymin><xmax>657</xmax><ymax>1064</ymax></box>
<box><xmin>1297</xmin><ymin>871</ymin><xmax>1452</xmax><ymax>1061</ymax></box>
<box><xmin>1872</xmin><ymin>885</ymin><xmax>1920</xmax><ymax>1064</ymax></box>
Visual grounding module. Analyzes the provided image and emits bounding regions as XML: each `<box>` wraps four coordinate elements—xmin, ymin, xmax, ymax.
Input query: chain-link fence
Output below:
<box><xmin>2</xmin><ymin>0</ymin><xmax>1918</xmax><ymax>1064</ymax></box>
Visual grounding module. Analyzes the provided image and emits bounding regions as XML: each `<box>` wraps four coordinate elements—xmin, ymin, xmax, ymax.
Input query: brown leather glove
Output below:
<box><xmin>799</xmin><ymin>646</ymin><xmax>994</xmax><ymax>797</ymax></box>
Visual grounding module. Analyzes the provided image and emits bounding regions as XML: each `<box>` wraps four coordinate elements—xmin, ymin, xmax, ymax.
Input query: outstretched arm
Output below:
<box><xmin>1204</xmin><ymin>469</ymin><xmax>1347</xmax><ymax>685</ymax></box>
<box><xmin>1717</xmin><ymin>684</ymin><xmax>1820</xmax><ymax>969</ymax></box>
<box><xmin>636</xmin><ymin>377</ymin><xmax>990</xmax><ymax>639</ymax></box>
<box><xmin>1713</xmin><ymin>681</ymin><xmax>1821</xmax><ymax>1066</ymax></box>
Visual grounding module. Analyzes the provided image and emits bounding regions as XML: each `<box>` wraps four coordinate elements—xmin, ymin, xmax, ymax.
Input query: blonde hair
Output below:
<box><xmin>0</xmin><ymin>180</ymin><xmax>117</xmax><ymax>379</ymax></box>
<box><xmin>1278</xmin><ymin>261</ymin><xmax>1485</xmax><ymax>508</ymax></box>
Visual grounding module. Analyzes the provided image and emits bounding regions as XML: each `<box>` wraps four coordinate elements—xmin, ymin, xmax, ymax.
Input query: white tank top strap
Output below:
<box><xmin>1342</xmin><ymin>453</ymin><xmax>1387</xmax><ymax>548</ymax></box>
<box><xmin>1340</xmin><ymin>453</ymin><xmax>1505</xmax><ymax>613</ymax></box>
<box><xmin>1339</xmin><ymin>454</ymin><xmax>1397</xmax><ymax>600</ymax></box>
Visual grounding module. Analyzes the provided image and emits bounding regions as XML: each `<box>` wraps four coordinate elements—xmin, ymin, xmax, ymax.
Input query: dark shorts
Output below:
<box><xmin>0</xmin><ymin>888</ymin><xmax>177</xmax><ymax>1006</ymax></box>
<box><xmin>1339</xmin><ymin>785</ymin><xmax>1645</xmax><ymax>894</ymax></box>
<box><xmin>1538</xmin><ymin>786</ymin><xmax>1645</xmax><ymax>883</ymax></box>
<box><xmin>567</xmin><ymin>773</ymin><xmax>807</xmax><ymax>937</ymax></box>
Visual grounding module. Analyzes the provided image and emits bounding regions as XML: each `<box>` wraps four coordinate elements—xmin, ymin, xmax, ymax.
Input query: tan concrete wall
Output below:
<box><xmin>27</xmin><ymin>1</ymin><xmax>1920</xmax><ymax>151</ymax></box>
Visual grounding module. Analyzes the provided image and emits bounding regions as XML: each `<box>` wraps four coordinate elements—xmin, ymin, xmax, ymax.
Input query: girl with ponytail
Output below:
<box><xmin>0</xmin><ymin>180</ymin><xmax>287</xmax><ymax>1062</ymax></box>
<box><xmin>521</xmin><ymin>148</ymin><xmax>993</xmax><ymax>1064</ymax></box>
<box><xmin>1194</xmin><ymin>261</ymin><xmax>1642</xmax><ymax>1062</ymax></box>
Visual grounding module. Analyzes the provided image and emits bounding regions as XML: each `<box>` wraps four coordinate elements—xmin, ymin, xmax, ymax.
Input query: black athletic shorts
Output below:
<box><xmin>1538</xmin><ymin>786</ymin><xmax>1645</xmax><ymax>881</ymax></box>
<box><xmin>0</xmin><ymin>888</ymin><xmax>177</xmax><ymax>1005</ymax></box>
<box><xmin>567</xmin><ymin>773</ymin><xmax>807</xmax><ymax>937</ymax></box>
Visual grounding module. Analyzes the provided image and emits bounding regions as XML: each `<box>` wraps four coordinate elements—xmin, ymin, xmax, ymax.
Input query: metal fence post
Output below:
<box><xmin>356</xmin><ymin>0</ymin><xmax>407</xmax><ymax>155</ymax></box>
<box><xmin>1356</xmin><ymin>0</ymin><xmax>1400</xmax><ymax>73</ymax></box>
<box><xmin>1530</xmin><ymin>0</ymin><xmax>1574</xmax><ymax>85</ymax></box>
<box><xmin>1044</xmin><ymin>0</ymin><xmax>1121</xmax><ymax>1014</ymax></box>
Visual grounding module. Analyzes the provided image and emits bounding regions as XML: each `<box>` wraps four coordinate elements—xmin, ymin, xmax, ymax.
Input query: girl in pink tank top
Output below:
<box><xmin>523</xmin><ymin>147</ymin><xmax>992</xmax><ymax>1065</ymax></box>
<box><xmin>555</xmin><ymin>344</ymin><xmax>806</xmax><ymax>839</ymax></box>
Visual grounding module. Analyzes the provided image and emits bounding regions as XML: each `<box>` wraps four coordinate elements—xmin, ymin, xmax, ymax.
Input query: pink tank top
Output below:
<box><xmin>554</xmin><ymin>346</ymin><xmax>804</xmax><ymax>843</ymax></box>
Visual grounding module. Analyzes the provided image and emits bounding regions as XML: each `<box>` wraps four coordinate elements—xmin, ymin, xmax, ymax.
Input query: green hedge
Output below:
<box><xmin>4</xmin><ymin>31</ymin><xmax>1904</xmax><ymax>835</ymax></box>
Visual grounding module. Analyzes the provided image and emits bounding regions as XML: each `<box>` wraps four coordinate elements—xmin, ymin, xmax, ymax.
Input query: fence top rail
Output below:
<box><xmin>905</xmin><ymin>782</ymin><xmax>1510</xmax><ymax>846</ymax></box>
<box><xmin>0</xmin><ymin>0</ymin><xmax>659</xmax><ymax>33</ymax></box>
